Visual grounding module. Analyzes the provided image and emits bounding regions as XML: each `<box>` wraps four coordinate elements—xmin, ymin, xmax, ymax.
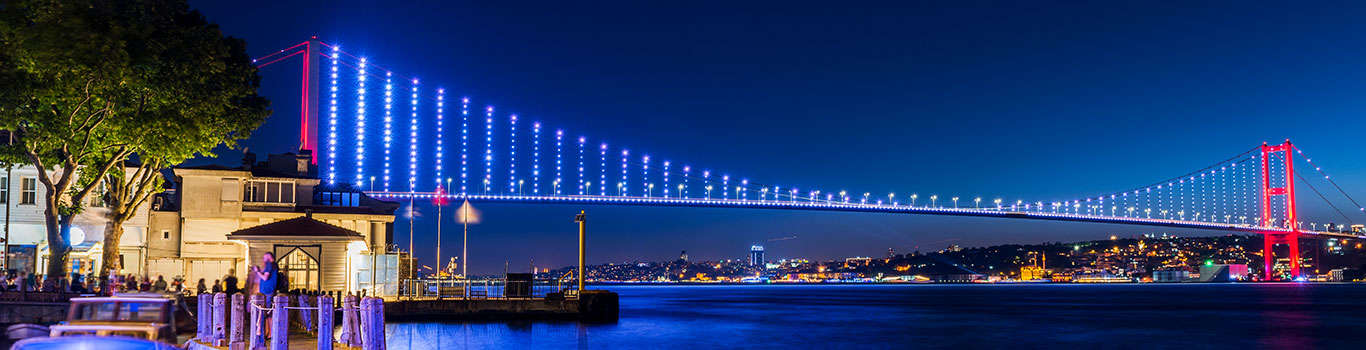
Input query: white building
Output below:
<box><xmin>1</xmin><ymin>166</ymin><xmax>151</xmax><ymax>278</ymax></box>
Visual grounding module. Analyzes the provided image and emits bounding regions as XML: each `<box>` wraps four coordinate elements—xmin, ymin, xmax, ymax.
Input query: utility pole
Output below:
<box><xmin>575</xmin><ymin>210</ymin><xmax>587</xmax><ymax>293</ymax></box>
<box><xmin>408</xmin><ymin>196</ymin><xmax>414</xmax><ymax>282</ymax></box>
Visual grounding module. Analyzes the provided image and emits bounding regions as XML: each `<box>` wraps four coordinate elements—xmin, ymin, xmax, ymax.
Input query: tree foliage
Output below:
<box><xmin>0</xmin><ymin>0</ymin><xmax>270</xmax><ymax>281</ymax></box>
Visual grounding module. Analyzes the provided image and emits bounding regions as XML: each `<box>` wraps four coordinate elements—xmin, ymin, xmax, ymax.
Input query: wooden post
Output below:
<box><xmin>197</xmin><ymin>293</ymin><xmax>210</xmax><ymax>340</ymax></box>
<box><xmin>317</xmin><ymin>295</ymin><xmax>334</xmax><ymax>350</ymax></box>
<box><xmin>271</xmin><ymin>295</ymin><xmax>288</xmax><ymax>350</ymax></box>
<box><xmin>231</xmin><ymin>293</ymin><xmax>245</xmax><ymax>350</ymax></box>
<box><xmin>340</xmin><ymin>295</ymin><xmax>361</xmax><ymax>346</ymax></box>
<box><xmin>372</xmin><ymin>297</ymin><xmax>385</xmax><ymax>350</ymax></box>
<box><xmin>213</xmin><ymin>292</ymin><xmax>227</xmax><ymax>344</ymax></box>
<box><xmin>359</xmin><ymin>297</ymin><xmax>373</xmax><ymax>350</ymax></box>
<box><xmin>249</xmin><ymin>294</ymin><xmax>264</xmax><ymax>350</ymax></box>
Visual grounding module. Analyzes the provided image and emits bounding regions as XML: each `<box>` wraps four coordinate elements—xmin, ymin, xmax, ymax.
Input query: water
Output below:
<box><xmin>385</xmin><ymin>284</ymin><xmax>1366</xmax><ymax>349</ymax></box>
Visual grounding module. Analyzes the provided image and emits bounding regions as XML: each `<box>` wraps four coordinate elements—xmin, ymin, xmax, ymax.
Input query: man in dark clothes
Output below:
<box><xmin>223</xmin><ymin>269</ymin><xmax>240</xmax><ymax>295</ymax></box>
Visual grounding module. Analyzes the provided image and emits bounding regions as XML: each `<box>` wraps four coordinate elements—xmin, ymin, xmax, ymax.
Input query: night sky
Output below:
<box><xmin>188</xmin><ymin>1</ymin><xmax>1366</xmax><ymax>274</ymax></box>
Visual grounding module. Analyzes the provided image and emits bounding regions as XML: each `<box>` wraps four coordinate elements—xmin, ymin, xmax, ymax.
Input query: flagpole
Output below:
<box><xmin>408</xmin><ymin>196</ymin><xmax>414</xmax><ymax>285</ymax></box>
<box><xmin>462</xmin><ymin>200</ymin><xmax>469</xmax><ymax>298</ymax></box>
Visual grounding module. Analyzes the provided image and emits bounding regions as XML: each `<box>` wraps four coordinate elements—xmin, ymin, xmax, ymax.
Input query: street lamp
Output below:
<box><xmin>910</xmin><ymin>193</ymin><xmax>918</xmax><ymax>207</ymax></box>
<box><xmin>889</xmin><ymin>193</ymin><xmax>895</xmax><ymax>206</ymax></box>
<box><xmin>994</xmin><ymin>198</ymin><xmax>1002</xmax><ymax>209</ymax></box>
<box><xmin>974</xmin><ymin>197</ymin><xmax>981</xmax><ymax>209</ymax></box>
<box><xmin>862</xmin><ymin>192</ymin><xmax>870</xmax><ymax>204</ymax></box>
<box><xmin>840</xmin><ymin>190</ymin><xmax>848</xmax><ymax>203</ymax></box>
<box><xmin>518</xmin><ymin>179</ymin><xmax>524</xmax><ymax>195</ymax></box>
<box><xmin>930</xmin><ymin>195</ymin><xmax>938</xmax><ymax>207</ymax></box>
<box><xmin>369</xmin><ymin>176</ymin><xmax>376</xmax><ymax>192</ymax></box>
<box><xmin>952</xmin><ymin>196</ymin><xmax>959</xmax><ymax>208</ymax></box>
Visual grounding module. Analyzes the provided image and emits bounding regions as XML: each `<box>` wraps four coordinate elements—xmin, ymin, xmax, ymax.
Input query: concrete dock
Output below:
<box><xmin>384</xmin><ymin>290</ymin><xmax>619</xmax><ymax>322</ymax></box>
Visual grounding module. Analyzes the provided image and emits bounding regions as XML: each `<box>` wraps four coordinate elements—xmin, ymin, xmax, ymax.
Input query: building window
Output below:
<box><xmin>162</xmin><ymin>230</ymin><xmax>170</xmax><ymax>239</ymax></box>
<box><xmin>244</xmin><ymin>180</ymin><xmax>295</xmax><ymax>204</ymax></box>
<box><xmin>317</xmin><ymin>191</ymin><xmax>361</xmax><ymax>207</ymax></box>
<box><xmin>21</xmin><ymin>177</ymin><xmax>37</xmax><ymax>205</ymax></box>
<box><xmin>88</xmin><ymin>181</ymin><xmax>106</xmax><ymax>207</ymax></box>
<box><xmin>279</xmin><ymin>248</ymin><xmax>320</xmax><ymax>291</ymax></box>
<box><xmin>0</xmin><ymin>176</ymin><xmax>7</xmax><ymax>204</ymax></box>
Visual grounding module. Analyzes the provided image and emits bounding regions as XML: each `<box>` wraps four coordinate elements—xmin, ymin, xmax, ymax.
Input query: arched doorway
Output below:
<box><xmin>279</xmin><ymin>248</ymin><xmax>320</xmax><ymax>291</ymax></box>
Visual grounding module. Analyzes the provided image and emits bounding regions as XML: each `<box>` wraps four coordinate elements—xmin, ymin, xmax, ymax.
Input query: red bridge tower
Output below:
<box><xmin>1260</xmin><ymin>140</ymin><xmax>1299</xmax><ymax>279</ymax></box>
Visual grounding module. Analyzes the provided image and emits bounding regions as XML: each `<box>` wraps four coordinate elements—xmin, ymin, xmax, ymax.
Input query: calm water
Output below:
<box><xmin>385</xmin><ymin>284</ymin><xmax>1366</xmax><ymax>349</ymax></box>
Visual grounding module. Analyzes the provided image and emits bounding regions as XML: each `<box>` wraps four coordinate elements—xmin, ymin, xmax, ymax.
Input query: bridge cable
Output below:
<box><xmin>1295</xmin><ymin>172</ymin><xmax>1353</xmax><ymax>224</ymax></box>
<box><xmin>1293</xmin><ymin>146</ymin><xmax>1366</xmax><ymax>218</ymax></box>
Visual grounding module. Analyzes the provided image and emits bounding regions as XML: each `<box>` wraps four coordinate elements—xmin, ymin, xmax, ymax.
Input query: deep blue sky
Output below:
<box><xmin>189</xmin><ymin>1</ymin><xmax>1366</xmax><ymax>273</ymax></box>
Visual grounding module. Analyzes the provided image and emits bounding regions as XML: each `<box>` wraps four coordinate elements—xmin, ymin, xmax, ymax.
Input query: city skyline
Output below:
<box><xmin>188</xmin><ymin>1</ymin><xmax>1366</xmax><ymax>274</ymax></box>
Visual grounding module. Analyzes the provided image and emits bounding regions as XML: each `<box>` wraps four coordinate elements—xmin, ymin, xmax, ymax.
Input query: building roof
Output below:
<box><xmin>226</xmin><ymin>216</ymin><xmax>364</xmax><ymax>240</ymax></box>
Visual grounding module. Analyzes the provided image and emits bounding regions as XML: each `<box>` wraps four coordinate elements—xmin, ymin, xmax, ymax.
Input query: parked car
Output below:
<box><xmin>48</xmin><ymin>294</ymin><xmax>180</xmax><ymax>344</ymax></box>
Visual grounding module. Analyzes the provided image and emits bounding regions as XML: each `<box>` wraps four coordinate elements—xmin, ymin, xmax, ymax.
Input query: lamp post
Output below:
<box><xmin>910</xmin><ymin>193</ymin><xmax>917</xmax><ymax>207</ymax></box>
<box><xmin>369</xmin><ymin>176</ymin><xmax>375</xmax><ymax>192</ymax></box>
<box><xmin>994</xmin><ymin>198</ymin><xmax>1002</xmax><ymax>209</ymax></box>
<box><xmin>952</xmin><ymin>196</ymin><xmax>959</xmax><ymax>208</ymax></box>
<box><xmin>889</xmin><ymin>193</ymin><xmax>895</xmax><ymax>206</ymax></box>
<box><xmin>974</xmin><ymin>197</ymin><xmax>981</xmax><ymax>209</ymax></box>
<box><xmin>930</xmin><ymin>195</ymin><xmax>938</xmax><ymax>208</ymax></box>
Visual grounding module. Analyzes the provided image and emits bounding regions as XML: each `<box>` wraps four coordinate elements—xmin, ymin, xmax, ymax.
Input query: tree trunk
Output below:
<box><xmin>43</xmin><ymin>205</ymin><xmax>72</xmax><ymax>285</ymax></box>
<box><xmin>100</xmin><ymin>221</ymin><xmax>125</xmax><ymax>281</ymax></box>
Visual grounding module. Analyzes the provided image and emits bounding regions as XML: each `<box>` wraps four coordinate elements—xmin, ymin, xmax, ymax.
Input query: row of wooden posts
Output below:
<box><xmin>193</xmin><ymin>293</ymin><xmax>386</xmax><ymax>350</ymax></box>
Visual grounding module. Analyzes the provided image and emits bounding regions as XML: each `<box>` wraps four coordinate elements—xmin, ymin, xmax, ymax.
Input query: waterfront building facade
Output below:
<box><xmin>2</xmin><ymin>151</ymin><xmax>401</xmax><ymax>295</ymax></box>
<box><xmin>1</xmin><ymin>166</ymin><xmax>152</xmax><ymax>278</ymax></box>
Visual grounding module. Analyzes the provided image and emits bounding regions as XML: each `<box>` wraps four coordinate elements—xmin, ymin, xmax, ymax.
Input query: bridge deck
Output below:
<box><xmin>367</xmin><ymin>193</ymin><xmax>1364</xmax><ymax>239</ymax></box>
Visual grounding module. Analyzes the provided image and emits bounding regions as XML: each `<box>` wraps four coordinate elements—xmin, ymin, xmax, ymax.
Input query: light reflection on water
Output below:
<box><xmin>385</xmin><ymin>284</ymin><xmax>1366</xmax><ymax>349</ymax></box>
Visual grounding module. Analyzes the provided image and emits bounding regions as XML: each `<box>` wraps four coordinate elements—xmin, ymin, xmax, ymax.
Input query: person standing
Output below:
<box><xmin>196</xmin><ymin>278</ymin><xmax>207</xmax><ymax>295</ymax></box>
<box><xmin>255</xmin><ymin>252</ymin><xmax>278</xmax><ymax>296</ymax></box>
<box><xmin>223</xmin><ymin>269</ymin><xmax>240</xmax><ymax>295</ymax></box>
<box><xmin>253</xmin><ymin>252</ymin><xmax>279</xmax><ymax>340</ymax></box>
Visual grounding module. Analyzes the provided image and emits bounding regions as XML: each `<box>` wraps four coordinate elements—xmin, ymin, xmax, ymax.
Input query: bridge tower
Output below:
<box><xmin>298</xmin><ymin>37</ymin><xmax>322</xmax><ymax>164</ymax></box>
<box><xmin>1259</xmin><ymin>140</ymin><xmax>1299</xmax><ymax>279</ymax></box>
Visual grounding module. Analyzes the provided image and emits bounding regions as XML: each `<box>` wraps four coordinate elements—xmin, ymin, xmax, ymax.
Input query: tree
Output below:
<box><xmin>0</xmin><ymin>0</ymin><xmax>269</xmax><ymax>283</ymax></box>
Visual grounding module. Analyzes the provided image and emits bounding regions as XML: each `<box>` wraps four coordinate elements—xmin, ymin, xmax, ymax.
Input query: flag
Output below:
<box><xmin>456</xmin><ymin>200</ymin><xmax>480</xmax><ymax>224</ymax></box>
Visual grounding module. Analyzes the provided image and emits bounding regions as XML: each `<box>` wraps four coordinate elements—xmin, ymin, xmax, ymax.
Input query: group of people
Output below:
<box><xmin>0</xmin><ymin>271</ymin><xmax>37</xmax><ymax>292</ymax></box>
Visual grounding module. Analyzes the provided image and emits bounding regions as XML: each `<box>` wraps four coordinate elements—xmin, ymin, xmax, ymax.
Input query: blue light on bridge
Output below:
<box><xmin>533</xmin><ymin>122</ymin><xmax>541</xmax><ymax>195</ymax></box>
<box><xmin>436</xmin><ymin>88</ymin><xmax>445</xmax><ymax>189</ymax></box>
<box><xmin>354</xmin><ymin>57</ymin><xmax>367</xmax><ymax>188</ymax></box>
<box><xmin>408</xmin><ymin>78</ymin><xmax>419</xmax><ymax>192</ymax></box>
<box><xmin>383</xmin><ymin>72</ymin><xmax>392</xmax><ymax>192</ymax></box>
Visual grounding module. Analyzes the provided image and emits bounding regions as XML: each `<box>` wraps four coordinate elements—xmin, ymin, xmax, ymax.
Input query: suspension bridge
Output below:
<box><xmin>251</xmin><ymin>38</ymin><xmax>1366</xmax><ymax>279</ymax></box>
